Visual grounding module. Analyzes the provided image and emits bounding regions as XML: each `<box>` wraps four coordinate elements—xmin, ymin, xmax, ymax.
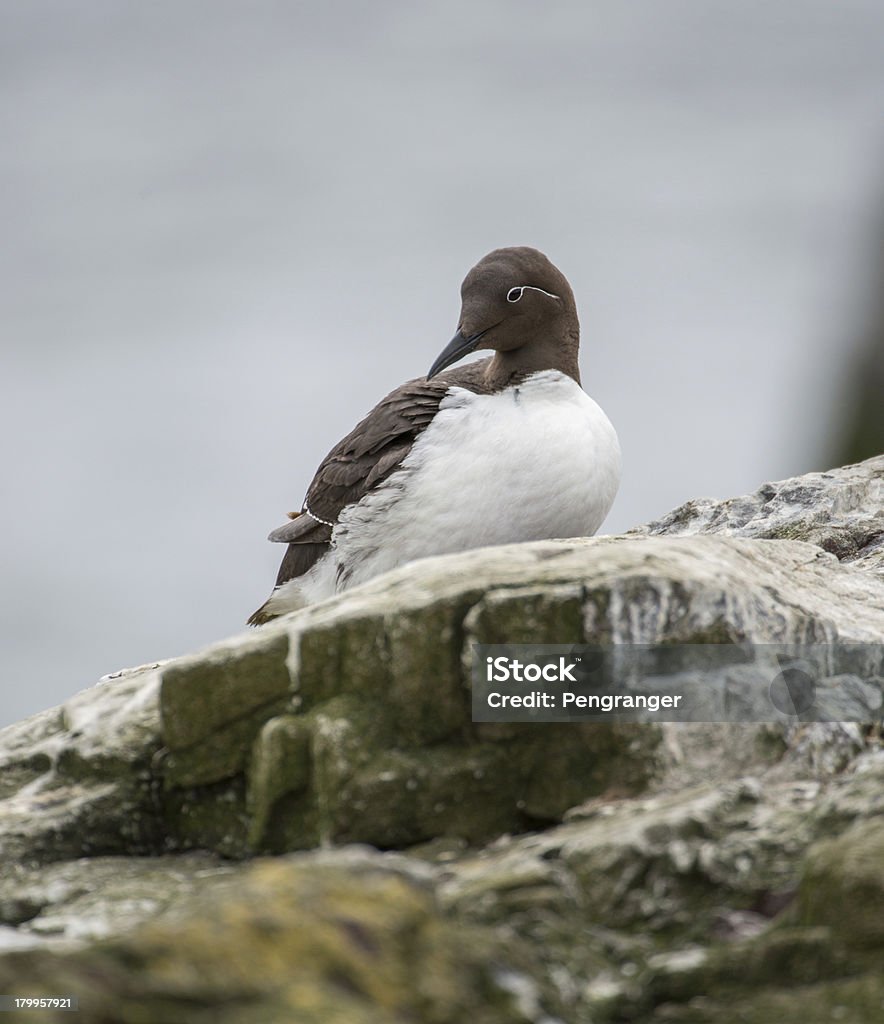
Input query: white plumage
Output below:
<box><xmin>262</xmin><ymin>369</ymin><xmax>620</xmax><ymax>616</ymax></box>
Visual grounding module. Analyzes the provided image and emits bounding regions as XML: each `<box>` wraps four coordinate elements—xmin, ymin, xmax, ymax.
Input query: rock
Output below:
<box><xmin>797</xmin><ymin>816</ymin><xmax>884</xmax><ymax>949</ymax></box>
<box><xmin>0</xmin><ymin>852</ymin><xmax>556</xmax><ymax>1024</ymax></box>
<box><xmin>0</xmin><ymin>665</ymin><xmax>165</xmax><ymax>864</ymax></box>
<box><xmin>0</xmin><ymin>456</ymin><xmax>882</xmax><ymax>1021</ymax></box>
<box><xmin>632</xmin><ymin>454</ymin><xmax>884</xmax><ymax>577</ymax></box>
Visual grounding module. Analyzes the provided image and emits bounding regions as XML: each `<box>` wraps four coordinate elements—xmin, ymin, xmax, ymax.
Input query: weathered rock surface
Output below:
<box><xmin>633</xmin><ymin>455</ymin><xmax>884</xmax><ymax>577</ymax></box>
<box><xmin>1</xmin><ymin>456</ymin><xmax>882</xmax><ymax>1022</ymax></box>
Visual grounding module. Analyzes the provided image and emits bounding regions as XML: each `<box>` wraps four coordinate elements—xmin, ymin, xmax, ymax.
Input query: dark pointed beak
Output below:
<box><xmin>426</xmin><ymin>328</ymin><xmax>489</xmax><ymax>380</ymax></box>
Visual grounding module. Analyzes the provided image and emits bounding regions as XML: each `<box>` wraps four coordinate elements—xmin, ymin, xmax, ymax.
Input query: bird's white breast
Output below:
<box><xmin>331</xmin><ymin>369</ymin><xmax>621</xmax><ymax>590</ymax></box>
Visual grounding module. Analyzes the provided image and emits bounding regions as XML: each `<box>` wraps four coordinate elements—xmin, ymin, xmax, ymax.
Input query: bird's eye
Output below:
<box><xmin>506</xmin><ymin>287</ymin><xmax>524</xmax><ymax>303</ymax></box>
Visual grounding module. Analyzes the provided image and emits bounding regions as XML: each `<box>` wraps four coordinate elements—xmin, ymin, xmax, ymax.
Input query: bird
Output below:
<box><xmin>248</xmin><ymin>246</ymin><xmax>621</xmax><ymax>625</ymax></box>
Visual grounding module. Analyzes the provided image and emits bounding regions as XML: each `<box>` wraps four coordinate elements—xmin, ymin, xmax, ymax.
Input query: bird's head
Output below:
<box><xmin>427</xmin><ymin>246</ymin><xmax>579</xmax><ymax>381</ymax></box>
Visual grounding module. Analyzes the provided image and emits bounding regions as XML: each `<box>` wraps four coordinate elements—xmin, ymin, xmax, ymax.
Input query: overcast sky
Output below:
<box><xmin>2</xmin><ymin>1</ymin><xmax>883</xmax><ymax>727</ymax></box>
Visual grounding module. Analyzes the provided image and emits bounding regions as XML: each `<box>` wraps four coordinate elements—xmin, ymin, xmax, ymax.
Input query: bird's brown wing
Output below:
<box><xmin>268</xmin><ymin>359</ymin><xmax>492</xmax><ymax>590</ymax></box>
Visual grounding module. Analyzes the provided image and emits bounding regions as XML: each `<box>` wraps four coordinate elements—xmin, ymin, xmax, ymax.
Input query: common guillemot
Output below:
<box><xmin>248</xmin><ymin>246</ymin><xmax>621</xmax><ymax>624</ymax></box>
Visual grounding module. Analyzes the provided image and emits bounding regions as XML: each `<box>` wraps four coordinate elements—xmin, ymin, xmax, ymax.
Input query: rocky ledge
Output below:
<box><xmin>1</xmin><ymin>456</ymin><xmax>882</xmax><ymax>1023</ymax></box>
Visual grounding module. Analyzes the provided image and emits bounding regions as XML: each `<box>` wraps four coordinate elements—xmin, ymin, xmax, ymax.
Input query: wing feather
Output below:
<box><xmin>266</xmin><ymin>359</ymin><xmax>491</xmax><ymax>590</ymax></box>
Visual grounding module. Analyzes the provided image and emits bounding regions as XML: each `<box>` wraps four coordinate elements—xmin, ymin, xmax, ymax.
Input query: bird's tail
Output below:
<box><xmin>246</xmin><ymin>583</ymin><xmax>307</xmax><ymax>627</ymax></box>
<box><xmin>246</xmin><ymin>601</ymin><xmax>276</xmax><ymax>627</ymax></box>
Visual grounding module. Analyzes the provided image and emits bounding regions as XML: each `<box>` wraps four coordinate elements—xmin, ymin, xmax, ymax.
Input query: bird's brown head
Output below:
<box><xmin>427</xmin><ymin>246</ymin><xmax>580</xmax><ymax>385</ymax></box>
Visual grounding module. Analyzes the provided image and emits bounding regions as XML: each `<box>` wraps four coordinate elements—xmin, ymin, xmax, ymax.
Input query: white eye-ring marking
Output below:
<box><xmin>506</xmin><ymin>285</ymin><xmax>560</xmax><ymax>303</ymax></box>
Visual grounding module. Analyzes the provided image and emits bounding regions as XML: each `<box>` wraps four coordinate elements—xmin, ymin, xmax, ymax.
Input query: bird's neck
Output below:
<box><xmin>483</xmin><ymin>321</ymin><xmax>581</xmax><ymax>390</ymax></box>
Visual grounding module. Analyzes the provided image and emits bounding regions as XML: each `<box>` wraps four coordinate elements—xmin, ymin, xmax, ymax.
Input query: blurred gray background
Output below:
<box><xmin>2</xmin><ymin>1</ymin><xmax>883</xmax><ymax>727</ymax></box>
